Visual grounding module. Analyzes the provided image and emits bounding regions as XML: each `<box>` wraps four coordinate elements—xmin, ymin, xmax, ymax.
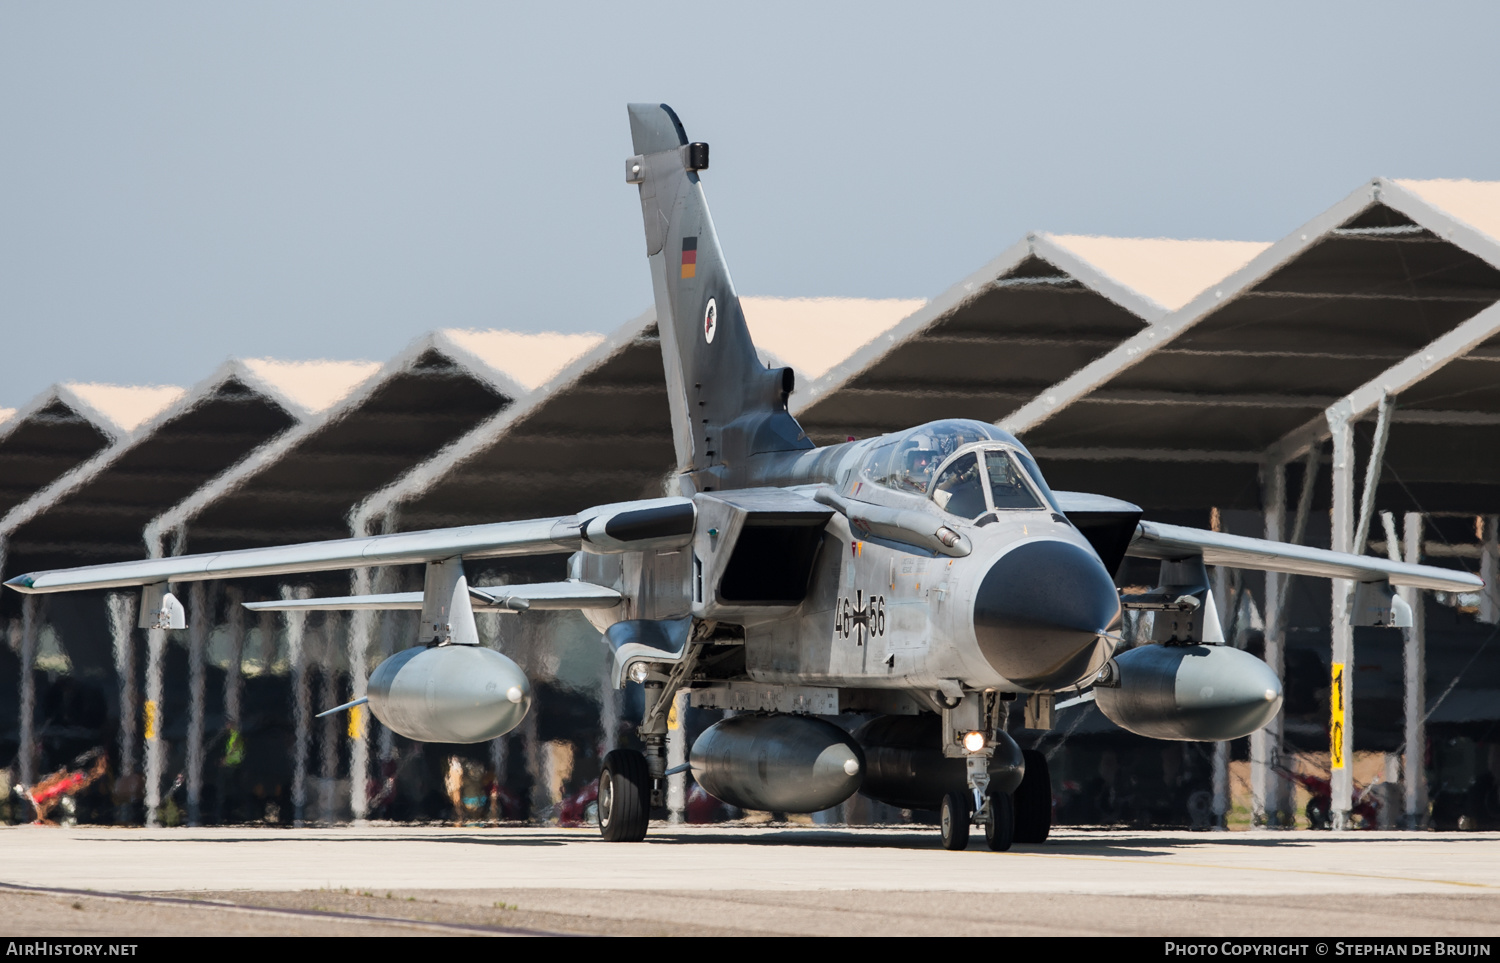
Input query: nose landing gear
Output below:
<box><xmin>939</xmin><ymin>756</ymin><xmax>1016</xmax><ymax>851</ymax></box>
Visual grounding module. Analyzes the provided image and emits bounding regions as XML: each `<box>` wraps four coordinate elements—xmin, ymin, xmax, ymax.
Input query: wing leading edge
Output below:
<box><xmin>1129</xmin><ymin>519</ymin><xmax>1481</xmax><ymax>594</ymax></box>
<box><xmin>5</xmin><ymin>516</ymin><xmax>584</xmax><ymax>594</ymax></box>
<box><xmin>5</xmin><ymin>495</ymin><xmax>696</xmax><ymax>596</ymax></box>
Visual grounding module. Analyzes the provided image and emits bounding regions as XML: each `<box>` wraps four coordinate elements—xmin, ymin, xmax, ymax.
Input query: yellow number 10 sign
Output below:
<box><xmin>1330</xmin><ymin>663</ymin><xmax>1346</xmax><ymax>771</ymax></box>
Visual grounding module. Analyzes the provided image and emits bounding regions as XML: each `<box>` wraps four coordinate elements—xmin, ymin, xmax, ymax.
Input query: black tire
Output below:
<box><xmin>985</xmin><ymin>790</ymin><xmax>1015</xmax><ymax>852</ymax></box>
<box><xmin>598</xmin><ymin>749</ymin><xmax>650</xmax><ymax>842</ymax></box>
<box><xmin>1014</xmin><ymin>749</ymin><xmax>1052</xmax><ymax>843</ymax></box>
<box><xmin>940</xmin><ymin>790</ymin><xmax>971</xmax><ymax>851</ymax></box>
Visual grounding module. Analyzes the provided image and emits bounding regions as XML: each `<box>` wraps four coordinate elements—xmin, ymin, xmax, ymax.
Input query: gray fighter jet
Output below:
<box><xmin>7</xmin><ymin>104</ymin><xmax>1480</xmax><ymax>851</ymax></box>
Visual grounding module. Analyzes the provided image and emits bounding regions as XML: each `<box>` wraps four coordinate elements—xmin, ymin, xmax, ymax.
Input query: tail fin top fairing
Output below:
<box><xmin>627</xmin><ymin>103</ymin><xmax>812</xmax><ymax>495</ymax></box>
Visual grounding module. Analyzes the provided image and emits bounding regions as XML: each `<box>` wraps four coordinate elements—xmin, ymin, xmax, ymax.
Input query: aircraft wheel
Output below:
<box><xmin>940</xmin><ymin>790</ymin><xmax>971</xmax><ymax>851</ymax></box>
<box><xmin>598</xmin><ymin>749</ymin><xmax>650</xmax><ymax>842</ymax></box>
<box><xmin>1014</xmin><ymin>749</ymin><xmax>1052</xmax><ymax>843</ymax></box>
<box><xmin>985</xmin><ymin>790</ymin><xmax>1015</xmax><ymax>852</ymax></box>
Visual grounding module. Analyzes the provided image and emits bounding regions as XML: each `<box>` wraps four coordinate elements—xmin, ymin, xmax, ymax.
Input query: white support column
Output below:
<box><xmin>185</xmin><ymin>582</ymin><xmax>210</xmax><ymax>826</ymax></box>
<box><xmin>256</xmin><ymin>610</ymin><xmax>277</xmax><ymax>679</ymax></box>
<box><xmin>667</xmin><ymin>689</ymin><xmax>688</xmax><ymax>824</ymax></box>
<box><xmin>17</xmin><ymin>595</ymin><xmax>39</xmax><ymax>788</ymax></box>
<box><xmin>1401</xmin><ymin>513</ymin><xmax>1428</xmax><ymax>829</ymax></box>
<box><xmin>107</xmin><ymin>593</ymin><xmax>139</xmax><ymax>791</ymax></box>
<box><xmin>1381</xmin><ymin>753</ymin><xmax>1401</xmax><ymax>829</ymax></box>
<box><xmin>347</xmin><ymin>568</ymin><xmax>374</xmax><ymax>822</ymax></box>
<box><xmin>283</xmin><ymin>585</ymin><xmax>310</xmax><ymax>827</ymax></box>
<box><xmin>223</xmin><ymin>588</ymin><xmax>245</xmax><ymax>735</ymax></box>
<box><xmin>1211</xmin><ymin>563</ymin><xmax>1231</xmax><ymax>830</ymax></box>
<box><xmin>599</xmin><ymin>648</ymin><xmax>620</xmax><ymax>756</ymax></box>
<box><xmin>489</xmin><ymin>736</ymin><xmax>508</xmax><ymax>822</ymax></box>
<box><xmin>144</xmin><ymin>625</ymin><xmax>166</xmax><ymax>827</ymax></box>
<box><xmin>319</xmin><ymin>615</ymin><xmax>339</xmax><ymax>826</ymax></box>
<box><xmin>521</xmin><ymin>707</ymin><xmax>544</xmax><ymax>822</ymax></box>
<box><xmin>376</xmin><ymin>603</ymin><xmax>398</xmax><ymax>767</ymax></box>
<box><xmin>1211</xmin><ymin>741</ymin><xmax>1229</xmax><ymax>830</ymax></box>
<box><xmin>1252</xmin><ymin>461</ymin><xmax>1287</xmax><ymax>826</ymax></box>
<box><xmin>1328</xmin><ymin>410</ymin><xmax>1356</xmax><ymax>830</ymax></box>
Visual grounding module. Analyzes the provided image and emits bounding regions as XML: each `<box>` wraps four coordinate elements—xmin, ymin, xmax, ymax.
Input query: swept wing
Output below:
<box><xmin>1127</xmin><ymin>520</ymin><xmax>1480</xmax><ymax>593</ymax></box>
<box><xmin>4</xmin><ymin>516</ymin><xmax>584</xmax><ymax>594</ymax></box>
<box><xmin>1052</xmin><ymin>491</ymin><xmax>1478</xmax><ymax>593</ymax></box>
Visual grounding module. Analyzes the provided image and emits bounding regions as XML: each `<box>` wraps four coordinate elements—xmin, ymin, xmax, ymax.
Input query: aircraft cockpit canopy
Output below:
<box><xmin>857</xmin><ymin>419</ymin><xmax>1005</xmax><ymax>495</ymax></box>
<box><xmin>930</xmin><ymin>446</ymin><xmax>1048</xmax><ymax>521</ymax></box>
<box><xmin>852</xmin><ymin>419</ymin><xmax>1061</xmax><ymax>521</ymax></box>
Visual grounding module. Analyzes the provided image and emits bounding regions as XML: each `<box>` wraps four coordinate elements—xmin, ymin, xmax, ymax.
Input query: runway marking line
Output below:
<box><xmin>0</xmin><ymin>882</ymin><xmax>565</xmax><ymax>936</ymax></box>
<box><xmin>1010</xmin><ymin>851</ymin><xmax>1500</xmax><ymax>890</ymax></box>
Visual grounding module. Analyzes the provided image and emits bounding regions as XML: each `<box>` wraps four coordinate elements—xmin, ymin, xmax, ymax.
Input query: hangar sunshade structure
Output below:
<box><xmin>0</xmin><ymin>359</ymin><xmax>379</xmax><ymax>579</ymax></box>
<box><xmin>792</xmin><ymin>233</ymin><xmax>1267</xmax><ymax>445</ymax></box>
<box><xmin>151</xmin><ymin>328</ymin><xmax>601</xmax><ymax>556</ymax></box>
<box><xmin>64</xmin><ymin>329</ymin><xmax>604</xmax><ymax>826</ymax></box>
<box><xmin>0</xmin><ymin>382</ymin><xmax>186</xmax><ymax>525</ymax></box>
<box><xmin>136</xmin><ymin>327</ymin><xmax>602</xmax><ymax>825</ymax></box>
<box><xmin>2</xmin><ymin>358</ymin><xmax>376</xmax><ymax>797</ymax></box>
<box><xmin>1000</xmin><ymin>178</ymin><xmax>1500</xmax><ymax>831</ymax></box>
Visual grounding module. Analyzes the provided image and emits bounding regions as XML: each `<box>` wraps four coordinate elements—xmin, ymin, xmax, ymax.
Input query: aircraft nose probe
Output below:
<box><xmin>971</xmin><ymin>539</ymin><xmax>1121</xmax><ymax>690</ymax></box>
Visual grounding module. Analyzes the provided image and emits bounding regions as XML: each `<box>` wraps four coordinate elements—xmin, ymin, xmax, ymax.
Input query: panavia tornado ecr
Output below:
<box><xmin>8</xmin><ymin>104</ymin><xmax>1482</xmax><ymax>850</ymax></box>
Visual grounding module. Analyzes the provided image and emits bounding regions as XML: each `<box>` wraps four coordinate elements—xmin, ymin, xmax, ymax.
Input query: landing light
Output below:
<box><xmin>963</xmin><ymin>731</ymin><xmax>987</xmax><ymax>753</ymax></box>
<box><xmin>629</xmin><ymin>663</ymin><xmax>650</xmax><ymax>684</ymax></box>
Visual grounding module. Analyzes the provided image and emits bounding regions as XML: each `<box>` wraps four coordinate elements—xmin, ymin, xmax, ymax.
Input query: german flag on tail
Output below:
<box><xmin>680</xmin><ymin>236</ymin><xmax>697</xmax><ymax>279</ymax></box>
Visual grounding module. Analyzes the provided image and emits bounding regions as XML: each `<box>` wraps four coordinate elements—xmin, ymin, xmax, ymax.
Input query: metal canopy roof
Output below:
<box><xmin>154</xmin><ymin>330</ymin><xmax>599</xmax><ymax>555</ymax></box>
<box><xmin>0</xmin><ymin>359</ymin><xmax>374</xmax><ymax>577</ymax></box>
<box><xmin>791</xmin><ymin>233</ymin><xmax>1264</xmax><ymax>446</ymax></box>
<box><xmin>1001</xmin><ymin>179</ymin><xmax>1500</xmax><ymax>512</ymax></box>
<box><xmin>0</xmin><ymin>383</ymin><xmax>184</xmax><ymax>521</ymax></box>
<box><xmin>355</xmin><ymin>312</ymin><xmax>672</xmax><ymax>533</ymax></box>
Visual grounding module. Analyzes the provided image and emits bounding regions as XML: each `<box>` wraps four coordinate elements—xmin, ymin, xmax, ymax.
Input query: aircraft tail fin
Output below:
<box><xmin>627</xmin><ymin>103</ymin><xmax>811</xmax><ymax>494</ymax></box>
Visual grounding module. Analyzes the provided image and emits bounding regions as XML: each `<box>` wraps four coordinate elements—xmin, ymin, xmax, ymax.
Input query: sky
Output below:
<box><xmin>1</xmin><ymin>2</ymin><xmax>1497</xmax><ymax>406</ymax></box>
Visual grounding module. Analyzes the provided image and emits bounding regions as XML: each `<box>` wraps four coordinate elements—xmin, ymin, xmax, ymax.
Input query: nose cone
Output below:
<box><xmin>972</xmin><ymin>539</ymin><xmax>1120</xmax><ymax>689</ymax></box>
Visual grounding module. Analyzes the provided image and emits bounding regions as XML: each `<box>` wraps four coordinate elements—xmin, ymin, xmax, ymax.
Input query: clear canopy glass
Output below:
<box><xmin>858</xmin><ymin>419</ymin><xmax>1009</xmax><ymax>496</ymax></box>
<box><xmin>936</xmin><ymin>446</ymin><xmax>1044</xmax><ymax>518</ymax></box>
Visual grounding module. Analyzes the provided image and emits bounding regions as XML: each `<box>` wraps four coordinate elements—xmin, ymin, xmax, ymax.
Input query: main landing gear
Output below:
<box><xmin>598</xmin><ymin>749</ymin><xmax>651</xmax><ymax>842</ymax></box>
<box><xmin>598</xmin><ymin>666</ymin><xmax>685</xmax><ymax>842</ymax></box>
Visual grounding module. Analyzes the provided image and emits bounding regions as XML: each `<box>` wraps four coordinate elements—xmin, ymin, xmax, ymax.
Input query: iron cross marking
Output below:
<box><xmin>835</xmin><ymin>590</ymin><xmax>886</xmax><ymax>645</ymax></box>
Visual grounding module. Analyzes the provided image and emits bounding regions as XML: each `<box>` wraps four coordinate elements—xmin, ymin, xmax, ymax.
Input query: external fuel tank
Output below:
<box><xmin>690</xmin><ymin>714</ymin><xmax>864</xmax><ymax>813</ymax></box>
<box><xmin>366</xmin><ymin>644</ymin><xmax>532</xmax><ymax>744</ymax></box>
<box><xmin>1093</xmin><ymin>643</ymin><xmax>1282</xmax><ymax>741</ymax></box>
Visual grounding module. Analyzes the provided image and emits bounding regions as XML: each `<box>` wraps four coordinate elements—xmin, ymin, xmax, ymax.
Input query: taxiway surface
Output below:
<box><xmin>3</xmin><ymin>825</ymin><xmax>1499</xmax><ymax>936</ymax></box>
